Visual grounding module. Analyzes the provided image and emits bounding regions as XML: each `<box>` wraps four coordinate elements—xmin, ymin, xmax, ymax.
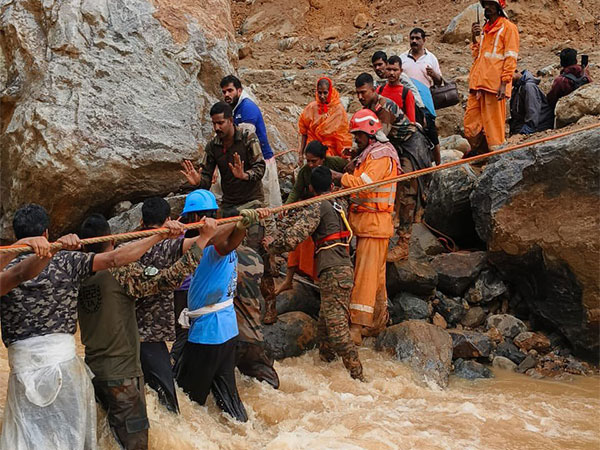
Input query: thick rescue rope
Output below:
<box><xmin>1</xmin><ymin>122</ymin><xmax>598</xmax><ymax>256</ymax></box>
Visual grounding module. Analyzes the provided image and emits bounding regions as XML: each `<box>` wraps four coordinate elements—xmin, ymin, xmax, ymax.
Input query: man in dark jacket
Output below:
<box><xmin>547</xmin><ymin>48</ymin><xmax>591</xmax><ymax>110</ymax></box>
<box><xmin>509</xmin><ymin>70</ymin><xmax>554</xmax><ymax>135</ymax></box>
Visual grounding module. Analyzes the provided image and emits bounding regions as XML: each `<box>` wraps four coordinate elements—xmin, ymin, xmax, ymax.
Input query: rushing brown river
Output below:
<box><xmin>0</xmin><ymin>339</ymin><xmax>598</xmax><ymax>449</ymax></box>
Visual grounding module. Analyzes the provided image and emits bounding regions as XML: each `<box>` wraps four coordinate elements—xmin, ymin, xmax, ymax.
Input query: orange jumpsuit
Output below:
<box><xmin>341</xmin><ymin>141</ymin><xmax>399</xmax><ymax>334</ymax></box>
<box><xmin>464</xmin><ymin>16</ymin><xmax>519</xmax><ymax>151</ymax></box>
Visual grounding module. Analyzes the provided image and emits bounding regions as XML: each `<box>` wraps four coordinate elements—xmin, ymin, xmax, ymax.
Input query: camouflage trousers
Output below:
<box><xmin>395</xmin><ymin>156</ymin><xmax>422</xmax><ymax>234</ymax></box>
<box><xmin>93</xmin><ymin>376</ymin><xmax>149</xmax><ymax>450</ymax></box>
<box><xmin>318</xmin><ymin>266</ymin><xmax>363</xmax><ymax>380</ymax></box>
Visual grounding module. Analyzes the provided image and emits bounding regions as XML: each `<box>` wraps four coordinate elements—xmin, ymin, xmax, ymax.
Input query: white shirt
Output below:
<box><xmin>400</xmin><ymin>49</ymin><xmax>442</xmax><ymax>88</ymax></box>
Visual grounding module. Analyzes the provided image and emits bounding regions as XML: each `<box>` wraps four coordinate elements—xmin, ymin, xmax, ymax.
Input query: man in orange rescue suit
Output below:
<box><xmin>464</xmin><ymin>0</ymin><xmax>519</xmax><ymax>154</ymax></box>
<box><xmin>332</xmin><ymin>109</ymin><xmax>400</xmax><ymax>345</ymax></box>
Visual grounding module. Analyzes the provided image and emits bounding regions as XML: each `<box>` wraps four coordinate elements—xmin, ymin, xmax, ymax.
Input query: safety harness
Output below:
<box><xmin>314</xmin><ymin>200</ymin><xmax>353</xmax><ymax>254</ymax></box>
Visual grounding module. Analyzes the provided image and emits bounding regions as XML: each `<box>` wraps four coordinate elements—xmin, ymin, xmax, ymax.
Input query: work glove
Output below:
<box><xmin>238</xmin><ymin>209</ymin><xmax>260</xmax><ymax>229</ymax></box>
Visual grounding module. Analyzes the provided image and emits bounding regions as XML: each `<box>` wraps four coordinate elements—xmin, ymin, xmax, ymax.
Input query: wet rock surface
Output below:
<box><xmin>465</xmin><ymin>270</ymin><xmax>508</xmax><ymax>304</ymax></box>
<box><xmin>486</xmin><ymin>314</ymin><xmax>527</xmax><ymax>339</ymax></box>
<box><xmin>433</xmin><ymin>291</ymin><xmax>467</xmax><ymax>325</ymax></box>
<box><xmin>448</xmin><ymin>330</ymin><xmax>493</xmax><ymax>359</ymax></box>
<box><xmin>275</xmin><ymin>282</ymin><xmax>321</xmax><ymax>319</ymax></box>
<box><xmin>386</xmin><ymin>258</ymin><xmax>438</xmax><ymax>297</ymax></box>
<box><xmin>453</xmin><ymin>358</ymin><xmax>494</xmax><ymax>380</ymax></box>
<box><xmin>388</xmin><ymin>293</ymin><xmax>430</xmax><ymax>324</ymax></box>
<box><xmin>494</xmin><ymin>341</ymin><xmax>527</xmax><ymax>365</ymax></box>
<box><xmin>264</xmin><ymin>311</ymin><xmax>317</xmax><ymax>360</ymax></box>
<box><xmin>431</xmin><ymin>252</ymin><xmax>487</xmax><ymax>296</ymax></box>
<box><xmin>471</xmin><ymin>129</ymin><xmax>600</xmax><ymax>361</ymax></box>
<box><xmin>376</xmin><ymin>320</ymin><xmax>453</xmax><ymax>388</ymax></box>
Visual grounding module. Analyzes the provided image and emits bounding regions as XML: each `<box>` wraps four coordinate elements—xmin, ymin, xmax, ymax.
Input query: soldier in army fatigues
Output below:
<box><xmin>262</xmin><ymin>166</ymin><xmax>364</xmax><ymax>381</ymax></box>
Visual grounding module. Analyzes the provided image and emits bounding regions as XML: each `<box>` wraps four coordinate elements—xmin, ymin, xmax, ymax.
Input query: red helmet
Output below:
<box><xmin>349</xmin><ymin>109</ymin><xmax>382</xmax><ymax>136</ymax></box>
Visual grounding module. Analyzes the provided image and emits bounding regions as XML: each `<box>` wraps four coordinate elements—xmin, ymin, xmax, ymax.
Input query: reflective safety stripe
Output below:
<box><xmin>360</xmin><ymin>173</ymin><xmax>373</xmax><ymax>184</ymax></box>
<box><xmin>373</xmin><ymin>186</ymin><xmax>396</xmax><ymax>194</ymax></box>
<box><xmin>349</xmin><ymin>303</ymin><xmax>374</xmax><ymax>313</ymax></box>
<box><xmin>368</xmin><ymin>197</ymin><xmax>394</xmax><ymax>204</ymax></box>
<box><xmin>484</xmin><ymin>51</ymin><xmax>518</xmax><ymax>60</ymax></box>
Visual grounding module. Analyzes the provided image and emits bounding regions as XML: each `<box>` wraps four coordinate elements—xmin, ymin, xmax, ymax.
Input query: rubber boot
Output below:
<box><xmin>263</xmin><ymin>293</ymin><xmax>278</xmax><ymax>325</ymax></box>
<box><xmin>386</xmin><ymin>232</ymin><xmax>410</xmax><ymax>262</ymax></box>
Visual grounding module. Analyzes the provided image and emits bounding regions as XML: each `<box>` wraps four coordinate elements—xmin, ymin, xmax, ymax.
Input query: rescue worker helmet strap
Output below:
<box><xmin>182</xmin><ymin>189</ymin><xmax>218</xmax><ymax>214</ymax></box>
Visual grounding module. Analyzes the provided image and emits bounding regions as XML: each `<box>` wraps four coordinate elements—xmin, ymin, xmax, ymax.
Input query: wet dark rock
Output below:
<box><xmin>434</xmin><ymin>291</ymin><xmax>466</xmax><ymax>325</ymax></box>
<box><xmin>376</xmin><ymin>320</ymin><xmax>453</xmax><ymax>388</ymax></box>
<box><xmin>388</xmin><ymin>293</ymin><xmax>430</xmax><ymax>324</ymax></box>
<box><xmin>424</xmin><ymin>162</ymin><xmax>482</xmax><ymax>247</ymax></box>
<box><xmin>494</xmin><ymin>341</ymin><xmax>527</xmax><ymax>365</ymax></box>
<box><xmin>275</xmin><ymin>281</ymin><xmax>321</xmax><ymax>319</ymax></box>
<box><xmin>408</xmin><ymin>223</ymin><xmax>446</xmax><ymax>261</ymax></box>
<box><xmin>448</xmin><ymin>330</ymin><xmax>493</xmax><ymax>359</ymax></box>
<box><xmin>486</xmin><ymin>314</ymin><xmax>527</xmax><ymax>339</ymax></box>
<box><xmin>460</xmin><ymin>306</ymin><xmax>486</xmax><ymax>328</ymax></box>
<box><xmin>264</xmin><ymin>311</ymin><xmax>317</xmax><ymax>360</ymax></box>
<box><xmin>471</xmin><ymin>129</ymin><xmax>600</xmax><ymax>362</ymax></box>
<box><xmin>465</xmin><ymin>270</ymin><xmax>508</xmax><ymax>304</ymax></box>
<box><xmin>453</xmin><ymin>358</ymin><xmax>494</xmax><ymax>380</ymax></box>
<box><xmin>431</xmin><ymin>252</ymin><xmax>487</xmax><ymax>296</ymax></box>
<box><xmin>386</xmin><ymin>258</ymin><xmax>438</xmax><ymax>297</ymax></box>
<box><xmin>516</xmin><ymin>354</ymin><xmax>538</xmax><ymax>373</ymax></box>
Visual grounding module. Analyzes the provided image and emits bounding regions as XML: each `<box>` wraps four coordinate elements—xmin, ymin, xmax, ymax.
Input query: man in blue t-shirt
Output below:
<box><xmin>221</xmin><ymin>75</ymin><xmax>283</xmax><ymax>208</ymax></box>
<box><xmin>174</xmin><ymin>189</ymin><xmax>260</xmax><ymax>422</ymax></box>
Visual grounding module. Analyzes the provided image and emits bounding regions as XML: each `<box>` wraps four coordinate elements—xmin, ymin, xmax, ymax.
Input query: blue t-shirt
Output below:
<box><xmin>187</xmin><ymin>246</ymin><xmax>239</xmax><ymax>345</ymax></box>
<box><xmin>233</xmin><ymin>96</ymin><xmax>274</xmax><ymax>160</ymax></box>
<box><xmin>412</xmin><ymin>78</ymin><xmax>437</xmax><ymax>117</ymax></box>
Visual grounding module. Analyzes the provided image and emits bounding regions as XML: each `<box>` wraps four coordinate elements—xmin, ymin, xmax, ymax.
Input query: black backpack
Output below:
<box><xmin>562</xmin><ymin>73</ymin><xmax>590</xmax><ymax>90</ymax></box>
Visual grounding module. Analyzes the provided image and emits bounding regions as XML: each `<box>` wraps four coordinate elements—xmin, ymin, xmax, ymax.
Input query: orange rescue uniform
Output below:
<box><xmin>464</xmin><ymin>16</ymin><xmax>519</xmax><ymax>150</ymax></box>
<box><xmin>341</xmin><ymin>141</ymin><xmax>400</xmax><ymax>333</ymax></box>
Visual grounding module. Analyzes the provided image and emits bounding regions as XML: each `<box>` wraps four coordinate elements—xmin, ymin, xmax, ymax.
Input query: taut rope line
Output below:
<box><xmin>1</xmin><ymin>122</ymin><xmax>598</xmax><ymax>256</ymax></box>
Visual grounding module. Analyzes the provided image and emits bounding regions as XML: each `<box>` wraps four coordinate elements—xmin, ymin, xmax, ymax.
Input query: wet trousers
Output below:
<box><xmin>94</xmin><ymin>377</ymin><xmax>149</xmax><ymax>450</ymax></box>
<box><xmin>318</xmin><ymin>266</ymin><xmax>363</xmax><ymax>379</ymax></box>
<box><xmin>395</xmin><ymin>156</ymin><xmax>420</xmax><ymax>233</ymax></box>
<box><xmin>464</xmin><ymin>90</ymin><xmax>507</xmax><ymax>153</ymax></box>
<box><xmin>140</xmin><ymin>342</ymin><xmax>179</xmax><ymax>414</ymax></box>
<box><xmin>175</xmin><ymin>337</ymin><xmax>248</xmax><ymax>422</ymax></box>
<box><xmin>349</xmin><ymin>237</ymin><xmax>389</xmax><ymax>334</ymax></box>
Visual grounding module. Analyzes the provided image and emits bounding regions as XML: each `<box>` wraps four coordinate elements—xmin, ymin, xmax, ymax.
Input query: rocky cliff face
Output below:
<box><xmin>471</xmin><ymin>129</ymin><xmax>600</xmax><ymax>361</ymax></box>
<box><xmin>0</xmin><ymin>0</ymin><xmax>237</xmax><ymax>240</ymax></box>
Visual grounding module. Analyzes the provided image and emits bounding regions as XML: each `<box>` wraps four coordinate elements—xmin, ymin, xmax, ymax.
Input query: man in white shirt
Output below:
<box><xmin>400</xmin><ymin>28</ymin><xmax>442</xmax><ymax>88</ymax></box>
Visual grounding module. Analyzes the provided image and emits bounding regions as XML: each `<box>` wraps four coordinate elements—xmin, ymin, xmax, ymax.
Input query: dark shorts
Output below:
<box><xmin>93</xmin><ymin>376</ymin><xmax>149</xmax><ymax>450</ymax></box>
<box><xmin>424</xmin><ymin>111</ymin><xmax>440</xmax><ymax>146</ymax></box>
<box><xmin>175</xmin><ymin>337</ymin><xmax>248</xmax><ymax>422</ymax></box>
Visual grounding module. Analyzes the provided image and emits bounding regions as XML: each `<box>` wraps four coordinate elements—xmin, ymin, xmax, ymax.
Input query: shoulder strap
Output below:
<box><xmin>562</xmin><ymin>73</ymin><xmax>578</xmax><ymax>82</ymax></box>
<box><xmin>377</xmin><ymin>84</ymin><xmax>385</xmax><ymax>94</ymax></box>
<box><xmin>401</xmin><ymin>85</ymin><xmax>409</xmax><ymax>106</ymax></box>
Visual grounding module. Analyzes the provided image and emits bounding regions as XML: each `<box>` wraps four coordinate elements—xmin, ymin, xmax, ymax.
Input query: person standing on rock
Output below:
<box><xmin>355</xmin><ymin>73</ymin><xmax>434</xmax><ymax>262</ymax></box>
<box><xmin>331</xmin><ymin>110</ymin><xmax>400</xmax><ymax>345</ymax></box>
<box><xmin>180</xmin><ymin>102</ymin><xmax>278</xmax><ymax>325</ymax></box>
<box><xmin>260</xmin><ymin>166</ymin><xmax>364</xmax><ymax>381</ymax></box>
<box><xmin>0</xmin><ymin>204</ymin><xmax>189</xmax><ymax>450</ymax></box>
<box><xmin>77</xmin><ymin>213</ymin><xmax>215</xmax><ymax>450</ymax></box>
<box><xmin>464</xmin><ymin>0</ymin><xmax>519</xmax><ymax>154</ymax></box>
<box><xmin>371</xmin><ymin>51</ymin><xmax>425</xmax><ymax>112</ymax></box>
<box><xmin>297</xmin><ymin>77</ymin><xmax>353</xmax><ymax>158</ymax></box>
<box><xmin>400</xmin><ymin>27</ymin><xmax>443</xmax><ymax>165</ymax></box>
<box><xmin>221</xmin><ymin>75</ymin><xmax>283</xmax><ymax>208</ymax></box>
<box><xmin>174</xmin><ymin>191</ymin><xmax>260</xmax><ymax>422</ymax></box>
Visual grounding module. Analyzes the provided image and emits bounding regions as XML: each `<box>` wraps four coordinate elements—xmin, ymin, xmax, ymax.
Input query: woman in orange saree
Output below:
<box><xmin>297</xmin><ymin>77</ymin><xmax>353</xmax><ymax>158</ymax></box>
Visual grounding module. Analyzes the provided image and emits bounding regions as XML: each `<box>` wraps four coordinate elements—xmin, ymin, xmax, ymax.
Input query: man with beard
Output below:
<box><xmin>220</xmin><ymin>75</ymin><xmax>282</xmax><ymax>208</ymax></box>
<box><xmin>331</xmin><ymin>110</ymin><xmax>400</xmax><ymax>345</ymax></box>
<box><xmin>464</xmin><ymin>0</ymin><xmax>519</xmax><ymax>154</ymax></box>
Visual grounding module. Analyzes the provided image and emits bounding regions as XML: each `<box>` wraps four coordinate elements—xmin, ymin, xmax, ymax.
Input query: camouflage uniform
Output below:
<box><xmin>235</xmin><ymin>246</ymin><xmax>279</xmax><ymax>388</ymax></box>
<box><xmin>268</xmin><ymin>200</ymin><xmax>364</xmax><ymax>380</ymax></box>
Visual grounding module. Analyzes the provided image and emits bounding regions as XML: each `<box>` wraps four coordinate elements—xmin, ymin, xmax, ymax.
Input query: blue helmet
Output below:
<box><xmin>182</xmin><ymin>189</ymin><xmax>218</xmax><ymax>215</ymax></box>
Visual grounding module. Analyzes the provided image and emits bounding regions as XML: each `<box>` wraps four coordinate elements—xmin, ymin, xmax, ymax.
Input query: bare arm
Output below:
<box><xmin>0</xmin><ymin>236</ymin><xmax>53</xmax><ymax>270</ymax></box>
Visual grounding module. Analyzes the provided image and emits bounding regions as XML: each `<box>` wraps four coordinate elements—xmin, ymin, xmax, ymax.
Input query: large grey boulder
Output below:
<box><xmin>108</xmin><ymin>195</ymin><xmax>187</xmax><ymax>234</ymax></box>
<box><xmin>554</xmin><ymin>84</ymin><xmax>600</xmax><ymax>128</ymax></box>
<box><xmin>442</xmin><ymin>3</ymin><xmax>483</xmax><ymax>44</ymax></box>
<box><xmin>0</xmin><ymin>0</ymin><xmax>237</xmax><ymax>239</ymax></box>
<box><xmin>388</xmin><ymin>292</ymin><xmax>430</xmax><ymax>324</ymax></box>
<box><xmin>386</xmin><ymin>258</ymin><xmax>438</xmax><ymax>297</ymax></box>
<box><xmin>471</xmin><ymin>129</ymin><xmax>600</xmax><ymax>361</ymax></box>
<box><xmin>275</xmin><ymin>281</ymin><xmax>321</xmax><ymax>319</ymax></box>
<box><xmin>424</xmin><ymin>163</ymin><xmax>481</xmax><ymax>247</ymax></box>
<box><xmin>430</xmin><ymin>251</ymin><xmax>487</xmax><ymax>296</ymax></box>
<box><xmin>376</xmin><ymin>320</ymin><xmax>453</xmax><ymax>388</ymax></box>
<box><xmin>263</xmin><ymin>311</ymin><xmax>317</xmax><ymax>360</ymax></box>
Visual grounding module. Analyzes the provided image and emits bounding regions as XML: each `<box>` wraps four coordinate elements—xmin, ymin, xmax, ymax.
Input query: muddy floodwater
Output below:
<box><xmin>0</xmin><ymin>340</ymin><xmax>598</xmax><ymax>449</ymax></box>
